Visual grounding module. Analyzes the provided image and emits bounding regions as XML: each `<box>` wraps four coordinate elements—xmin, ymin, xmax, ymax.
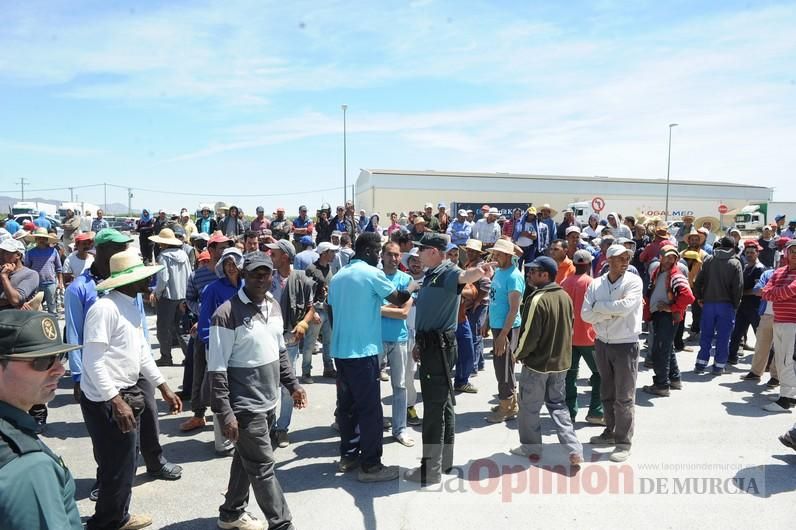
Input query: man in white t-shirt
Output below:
<box><xmin>63</xmin><ymin>232</ymin><xmax>95</xmax><ymax>285</ymax></box>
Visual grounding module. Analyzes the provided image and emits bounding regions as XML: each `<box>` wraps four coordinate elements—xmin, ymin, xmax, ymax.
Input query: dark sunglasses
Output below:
<box><xmin>1</xmin><ymin>351</ymin><xmax>67</xmax><ymax>372</ymax></box>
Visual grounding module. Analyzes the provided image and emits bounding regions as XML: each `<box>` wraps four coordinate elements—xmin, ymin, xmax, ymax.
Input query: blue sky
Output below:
<box><xmin>1</xmin><ymin>0</ymin><xmax>795</xmax><ymax>214</ymax></box>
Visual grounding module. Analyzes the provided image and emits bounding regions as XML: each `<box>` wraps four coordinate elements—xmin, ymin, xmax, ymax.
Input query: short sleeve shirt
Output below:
<box><xmin>415</xmin><ymin>261</ymin><xmax>463</xmax><ymax>332</ymax></box>
<box><xmin>489</xmin><ymin>266</ymin><xmax>525</xmax><ymax>328</ymax></box>
<box><xmin>0</xmin><ymin>267</ymin><xmax>39</xmax><ymax>306</ymax></box>
<box><xmin>381</xmin><ymin>270</ymin><xmax>412</xmax><ymax>342</ymax></box>
<box><xmin>328</xmin><ymin>259</ymin><xmax>396</xmax><ymax>358</ymax></box>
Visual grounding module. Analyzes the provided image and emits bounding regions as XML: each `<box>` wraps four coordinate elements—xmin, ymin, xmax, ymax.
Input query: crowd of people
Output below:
<box><xmin>1</xmin><ymin>201</ymin><xmax>796</xmax><ymax>530</ymax></box>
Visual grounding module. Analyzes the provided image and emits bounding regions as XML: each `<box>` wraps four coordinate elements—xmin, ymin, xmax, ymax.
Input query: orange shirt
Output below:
<box><xmin>555</xmin><ymin>257</ymin><xmax>575</xmax><ymax>285</ymax></box>
<box><xmin>561</xmin><ymin>273</ymin><xmax>596</xmax><ymax>346</ymax></box>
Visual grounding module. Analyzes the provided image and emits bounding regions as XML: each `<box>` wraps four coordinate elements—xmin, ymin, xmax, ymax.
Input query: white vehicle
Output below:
<box><xmin>11</xmin><ymin>201</ymin><xmax>57</xmax><ymax>217</ymax></box>
<box><xmin>734</xmin><ymin>202</ymin><xmax>796</xmax><ymax>233</ymax></box>
<box><xmin>57</xmin><ymin>201</ymin><xmax>101</xmax><ymax>219</ymax></box>
<box><xmin>567</xmin><ymin>198</ymin><xmax>735</xmax><ymax>228</ymax></box>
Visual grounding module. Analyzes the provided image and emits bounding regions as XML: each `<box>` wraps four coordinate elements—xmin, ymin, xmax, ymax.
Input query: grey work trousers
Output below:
<box><xmin>491</xmin><ymin>327</ymin><xmax>519</xmax><ymax>400</ymax></box>
<box><xmin>517</xmin><ymin>369</ymin><xmax>583</xmax><ymax>457</ymax></box>
<box><xmin>593</xmin><ymin>339</ymin><xmax>639</xmax><ymax>447</ymax></box>
<box><xmin>156</xmin><ymin>297</ymin><xmax>186</xmax><ymax>362</ymax></box>
<box><xmin>219</xmin><ymin>409</ymin><xmax>293</xmax><ymax>530</ymax></box>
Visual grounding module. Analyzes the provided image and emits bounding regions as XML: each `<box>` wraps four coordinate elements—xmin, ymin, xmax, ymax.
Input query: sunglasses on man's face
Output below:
<box><xmin>1</xmin><ymin>352</ymin><xmax>67</xmax><ymax>372</ymax></box>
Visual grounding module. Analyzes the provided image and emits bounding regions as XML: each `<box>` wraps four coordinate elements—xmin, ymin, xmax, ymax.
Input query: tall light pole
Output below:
<box><xmin>664</xmin><ymin>123</ymin><xmax>678</xmax><ymax>222</ymax></box>
<box><xmin>341</xmin><ymin>104</ymin><xmax>348</xmax><ymax>206</ymax></box>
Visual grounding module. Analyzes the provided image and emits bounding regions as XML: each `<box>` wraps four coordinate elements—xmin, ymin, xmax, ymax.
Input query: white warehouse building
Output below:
<box><xmin>354</xmin><ymin>169</ymin><xmax>773</xmax><ymax>222</ymax></box>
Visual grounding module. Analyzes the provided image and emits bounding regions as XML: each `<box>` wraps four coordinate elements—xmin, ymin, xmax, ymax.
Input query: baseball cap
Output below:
<box><xmin>775</xmin><ymin>214</ymin><xmax>786</xmax><ymax>221</ymax></box>
<box><xmin>445</xmin><ymin>242</ymin><xmax>458</xmax><ymax>252</ymax></box>
<box><xmin>75</xmin><ymin>232</ymin><xmax>94</xmax><ymax>243</ymax></box>
<box><xmin>197</xmin><ymin>250</ymin><xmax>211</xmax><ymax>262</ymax></box>
<box><xmin>438</xmin><ymin>202</ymin><xmax>447</xmax><ymax>209</ymax></box>
<box><xmin>659</xmin><ymin>245</ymin><xmax>679</xmax><ymax>258</ymax></box>
<box><xmin>191</xmin><ymin>232</ymin><xmax>210</xmax><ymax>242</ymax></box>
<box><xmin>243</xmin><ymin>251</ymin><xmax>274</xmax><ymax>272</ymax></box>
<box><xmin>785</xmin><ymin>239</ymin><xmax>796</xmax><ymax>250</ymax></box>
<box><xmin>266</xmin><ymin>239</ymin><xmax>296</xmax><ymax>259</ymax></box>
<box><xmin>528</xmin><ymin>256</ymin><xmax>558</xmax><ymax>278</ymax></box>
<box><xmin>94</xmin><ymin>228</ymin><xmax>133</xmax><ymax>247</ymax></box>
<box><xmin>775</xmin><ymin>237</ymin><xmax>791</xmax><ymax>249</ymax></box>
<box><xmin>331</xmin><ymin>230</ymin><xmax>342</xmax><ymax>238</ymax></box>
<box><xmin>457</xmin><ymin>209</ymin><xmax>467</xmax><ymax>216</ymax></box>
<box><xmin>208</xmin><ymin>231</ymin><xmax>232</xmax><ymax>245</ymax></box>
<box><xmin>300</xmin><ymin>235</ymin><xmax>314</xmax><ymax>246</ymax></box>
<box><xmin>256</xmin><ymin>206</ymin><xmax>265</xmax><ymax>213</ymax></box>
<box><xmin>424</xmin><ymin>202</ymin><xmax>434</xmax><ymax>209</ymax></box>
<box><xmin>413</xmin><ymin>233</ymin><xmax>447</xmax><ymax>251</ymax></box>
<box><xmin>299</xmin><ymin>205</ymin><xmax>308</xmax><ymax>212</ymax></box>
<box><xmin>0</xmin><ymin>238</ymin><xmax>25</xmax><ymax>255</ymax></box>
<box><xmin>317</xmin><ymin>242</ymin><xmax>339</xmax><ymax>254</ymax></box>
<box><xmin>743</xmin><ymin>239</ymin><xmax>762</xmax><ymax>251</ymax></box>
<box><xmin>565</xmin><ymin>226</ymin><xmax>581</xmax><ymax>236</ymax></box>
<box><xmin>573</xmin><ymin>249</ymin><xmax>593</xmax><ymax>265</ymax></box>
<box><xmin>0</xmin><ymin>310</ymin><xmax>80</xmax><ymax>359</ymax></box>
<box><xmin>276</xmin><ymin>207</ymin><xmax>286</xmax><ymax>213</ymax></box>
<box><xmin>606</xmin><ymin>245</ymin><xmax>633</xmax><ymax>258</ymax></box>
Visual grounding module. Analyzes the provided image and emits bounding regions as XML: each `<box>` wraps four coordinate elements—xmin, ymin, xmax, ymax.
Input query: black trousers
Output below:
<box><xmin>729</xmin><ymin>303</ymin><xmax>760</xmax><ymax>362</ymax></box>
<box><xmin>81</xmin><ymin>393</ymin><xmax>140</xmax><ymax>529</ymax></box>
<box><xmin>137</xmin><ymin>376</ymin><xmax>167</xmax><ymax>472</ymax></box>
<box><xmin>418</xmin><ymin>331</ymin><xmax>457</xmax><ymax>480</ymax></box>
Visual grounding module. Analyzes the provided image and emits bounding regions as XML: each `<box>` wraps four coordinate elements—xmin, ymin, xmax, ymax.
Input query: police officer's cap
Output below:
<box><xmin>0</xmin><ymin>310</ymin><xmax>79</xmax><ymax>359</ymax></box>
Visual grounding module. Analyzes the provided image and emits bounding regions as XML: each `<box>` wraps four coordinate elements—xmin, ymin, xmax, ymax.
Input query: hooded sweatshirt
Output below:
<box><xmin>693</xmin><ymin>247</ymin><xmax>743</xmax><ymax>308</ymax></box>
<box><xmin>606</xmin><ymin>212</ymin><xmax>632</xmax><ymax>240</ymax></box>
<box><xmin>581</xmin><ymin>270</ymin><xmax>643</xmax><ymax>344</ymax></box>
<box><xmin>154</xmin><ymin>247</ymin><xmax>191</xmax><ymax>300</ymax></box>
<box><xmin>514</xmin><ymin>282</ymin><xmax>574</xmax><ymax>373</ymax></box>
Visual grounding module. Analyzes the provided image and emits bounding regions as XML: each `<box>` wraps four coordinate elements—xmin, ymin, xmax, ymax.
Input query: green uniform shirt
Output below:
<box><xmin>415</xmin><ymin>261</ymin><xmax>463</xmax><ymax>332</ymax></box>
<box><xmin>0</xmin><ymin>401</ymin><xmax>82</xmax><ymax>530</ymax></box>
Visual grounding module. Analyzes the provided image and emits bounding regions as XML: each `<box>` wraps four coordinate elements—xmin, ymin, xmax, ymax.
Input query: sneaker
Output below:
<box><xmin>585</xmin><ymin>415</ymin><xmax>606</xmax><ymax>426</ymax></box>
<box><xmin>120</xmin><ymin>514</ymin><xmax>153</xmax><ymax>530</ymax></box>
<box><xmin>331</xmin><ymin>421</ymin><xmax>340</xmax><ymax>433</ymax></box>
<box><xmin>727</xmin><ymin>358</ymin><xmax>739</xmax><ymax>366</ymax></box>
<box><xmin>274</xmin><ymin>430</ymin><xmax>289</xmax><ymax>448</ymax></box>
<box><xmin>155</xmin><ymin>358</ymin><xmax>174</xmax><ymax>367</ymax></box>
<box><xmin>778</xmin><ymin>432</ymin><xmax>796</xmax><ymax>452</ymax></box>
<box><xmin>337</xmin><ymin>455</ymin><xmax>360</xmax><ymax>472</ymax></box>
<box><xmin>711</xmin><ymin>366</ymin><xmax>726</xmax><ymax>375</ymax></box>
<box><xmin>379</xmin><ymin>370</ymin><xmax>389</xmax><ymax>381</ymax></box>
<box><xmin>403</xmin><ymin>466</ymin><xmax>441</xmax><ymax>486</ymax></box>
<box><xmin>763</xmin><ymin>400</ymin><xmax>793</xmax><ymax>413</ymax></box>
<box><xmin>589</xmin><ymin>430</ymin><xmax>616</xmax><ymax>446</ymax></box>
<box><xmin>454</xmin><ymin>383</ymin><xmax>478</xmax><ymax>394</ymax></box>
<box><xmin>146</xmin><ymin>462</ymin><xmax>183</xmax><ymax>480</ymax></box>
<box><xmin>406</xmin><ymin>406</ymin><xmax>422</xmax><ymax>426</ymax></box>
<box><xmin>669</xmin><ymin>379</ymin><xmax>683</xmax><ymax>390</ymax></box>
<box><xmin>569</xmin><ymin>453</ymin><xmax>584</xmax><ymax>466</ymax></box>
<box><xmin>694</xmin><ymin>365</ymin><xmax>706</xmax><ymax>374</ymax></box>
<box><xmin>383</xmin><ymin>417</ymin><xmax>392</xmax><ymax>431</ymax></box>
<box><xmin>216</xmin><ymin>442</ymin><xmax>235</xmax><ymax>457</ymax></box>
<box><xmin>741</xmin><ymin>372</ymin><xmax>761</xmax><ymax>381</ymax></box>
<box><xmin>217</xmin><ymin>512</ymin><xmax>266</xmax><ymax>530</ymax></box>
<box><xmin>742</xmin><ymin>344</ymin><xmax>755</xmax><ymax>352</ymax></box>
<box><xmin>300</xmin><ymin>375</ymin><xmax>314</xmax><ymax>384</ymax></box>
<box><xmin>179</xmin><ymin>416</ymin><xmax>207</xmax><ymax>432</ymax></box>
<box><xmin>509</xmin><ymin>446</ymin><xmax>541</xmax><ymax>462</ymax></box>
<box><xmin>394</xmin><ymin>433</ymin><xmax>415</xmax><ymax>447</ymax></box>
<box><xmin>766</xmin><ymin>378</ymin><xmax>780</xmax><ymax>388</ymax></box>
<box><xmin>358</xmin><ymin>463</ymin><xmax>399</xmax><ymax>482</ymax></box>
<box><xmin>323</xmin><ymin>369</ymin><xmax>337</xmax><ymax>378</ymax></box>
<box><xmin>642</xmin><ymin>385</ymin><xmax>670</xmax><ymax>397</ymax></box>
<box><xmin>609</xmin><ymin>447</ymin><xmax>631</xmax><ymax>462</ymax></box>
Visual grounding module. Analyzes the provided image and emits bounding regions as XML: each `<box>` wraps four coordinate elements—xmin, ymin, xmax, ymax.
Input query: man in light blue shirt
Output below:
<box><xmin>446</xmin><ymin>209</ymin><xmax>472</xmax><ymax>246</ymax></box>
<box><xmin>327</xmin><ymin>233</ymin><xmax>413</xmax><ymax>482</ymax></box>
<box><xmin>379</xmin><ymin>241</ymin><xmax>415</xmax><ymax>448</ymax></box>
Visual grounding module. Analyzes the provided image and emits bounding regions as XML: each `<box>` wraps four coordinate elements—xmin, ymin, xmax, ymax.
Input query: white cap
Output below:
<box><xmin>457</xmin><ymin>209</ymin><xmax>467</xmax><ymax>216</ymax></box>
<box><xmin>424</xmin><ymin>202</ymin><xmax>434</xmax><ymax>209</ymax></box>
<box><xmin>317</xmin><ymin>242</ymin><xmax>340</xmax><ymax>254</ymax></box>
<box><xmin>438</xmin><ymin>202</ymin><xmax>447</xmax><ymax>209</ymax></box>
<box><xmin>606</xmin><ymin>244</ymin><xmax>633</xmax><ymax>258</ymax></box>
<box><xmin>0</xmin><ymin>238</ymin><xmax>26</xmax><ymax>255</ymax></box>
<box><xmin>565</xmin><ymin>226</ymin><xmax>581</xmax><ymax>236</ymax></box>
<box><xmin>488</xmin><ymin>208</ymin><xmax>499</xmax><ymax>215</ymax></box>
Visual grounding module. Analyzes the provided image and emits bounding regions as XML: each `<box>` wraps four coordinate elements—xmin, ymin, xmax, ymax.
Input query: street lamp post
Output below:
<box><xmin>664</xmin><ymin>123</ymin><xmax>678</xmax><ymax>222</ymax></box>
<box><xmin>341</xmin><ymin>104</ymin><xmax>348</xmax><ymax>206</ymax></box>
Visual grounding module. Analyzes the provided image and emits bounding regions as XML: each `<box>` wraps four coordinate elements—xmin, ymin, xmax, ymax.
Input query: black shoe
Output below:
<box><xmin>727</xmin><ymin>358</ymin><xmax>739</xmax><ymax>366</ymax></box>
<box><xmin>337</xmin><ymin>455</ymin><xmax>360</xmax><ymax>472</ymax></box>
<box><xmin>403</xmin><ymin>466</ymin><xmax>441</xmax><ymax>486</ymax></box>
<box><xmin>147</xmin><ymin>462</ymin><xmax>183</xmax><ymax>480</ymax></box>
<box><xmin>643</xmin><ymin>359</ymin><xmax>654</xmax><ymax>369</ymax></box>
<box><xmin>642</xmin><ymin>385</ymin><xmax>670</xmax><ymax>397</ymax></box>
<box><xmin>323</xmin><ymin>369</ymin><xmax>337</xmax><ymax>378</ymax></box>
<box><xmin>155</xmin><ymin>358</ymin><xmax>174</xmax><ymax>367</ymax></box>
<box><xmin>694</xmin><ymin>366</ymin><xmax>706</xmax><ymax>374</ymax></box>
<box><xmin>383</xmin><ymin>418</ymin><xmax>392</xmax><ymax>431</ymax></box>
<box><xmin>407</xmin><ymin>406</ymin><xmax>422</xmax><ymax>426</ymax></box>
<box><xmin>766</xmin><ymin>378</ymin><xmax>780</xmax><ymax>388</ymax></box>
<box><xmin>779</xmin><ymin>433</ymin><xmax>796</xmax><ymax>452</ymax></box>
<box><xmin>669</xmin><ymin>379</ymin><xmax>683</xmax><ymax>390</ymax></box>
<box><xmin>741</xmin><ymin>372</ymin><xmax>761</xmax><ymax>381</ymax></box>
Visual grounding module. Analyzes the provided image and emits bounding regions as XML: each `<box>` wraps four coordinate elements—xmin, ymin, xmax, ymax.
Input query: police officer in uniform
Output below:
<box><xmin>404</xmin><ymin>233</ymin><xmax>493</xmax><ymax>485</ymax></box>
<box><xmin>0</xmin><ymin>310</ymin><xmax>82</xmax><ymax>529</ymax></box>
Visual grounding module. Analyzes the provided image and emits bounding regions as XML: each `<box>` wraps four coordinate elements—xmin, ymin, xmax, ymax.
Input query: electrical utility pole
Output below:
<box><xmin>16</xmin><ymin>178</ymin><xmax>29</xmax><ymax>200</ymax></box>
<box><xmin>69</xmin><ymin>187</ymin><xmax>74</xmax><ymax>202</ymax></box>
<box><xmin>104</xmin><ymin>182</ymin><xmax>108</xmax><ymax>213</ymax></box>
<box><xmin>128</xmin><ymin>188</ymin><xmax>133</xmax><ymax>216</ymax></box>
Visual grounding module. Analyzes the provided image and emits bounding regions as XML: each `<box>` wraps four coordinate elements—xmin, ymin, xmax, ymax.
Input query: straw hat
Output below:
<box><xmin>695</xmin><ymin>216</ymin><xmax>721</xmax><ymax>234</ymax></box>
<box><xmin>459</xmin><ymin>238</ymin><xmax>484</xmax><ymax>253</ymax></box>
<box><xmin>25</xmin><ymin>227</ymin><xmax>59</xmax><ymax>243</ymax></box>
<box><xmin>148</xmin><ymin>228</ymin><xmax>182</xmax><ymax>246</ymax></box>
<box><xmin>96</xmin><ymin>250</ymin><xmax>164</xmax><ymax>292</ymax></box>
<box><xmin>539</xmin><ymin>203</ymin><xmax>558</xmax><ymax>217</ymax></box>
<box><xmin>487</xmin><ymin>238</ymin><xmax>518</xmax><ymax>256</ymax></box>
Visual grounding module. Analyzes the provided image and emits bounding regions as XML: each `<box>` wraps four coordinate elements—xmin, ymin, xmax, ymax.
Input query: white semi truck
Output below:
<box><xmin>733</xmin><ymin>202</ymin><xmax>796</xmax><ymax>233</ymax></box>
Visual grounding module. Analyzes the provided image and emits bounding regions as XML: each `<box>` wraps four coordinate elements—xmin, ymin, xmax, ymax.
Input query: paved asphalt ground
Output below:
<box><xmin>42</xmin><ymin>311</ymin><xmax>796</xmax><ymax>530</ymax></box>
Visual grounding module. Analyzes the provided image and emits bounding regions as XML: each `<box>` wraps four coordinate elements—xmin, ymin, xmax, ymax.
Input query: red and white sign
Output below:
<box><xmin>718</xmin><ymin>204</ymin><xmax>729</xmax><ymax>215</ymax></box>
<box><xmin>591</xmin><ymin>197</ymin><xmax>606</xmax><ymax>213</ymax></box>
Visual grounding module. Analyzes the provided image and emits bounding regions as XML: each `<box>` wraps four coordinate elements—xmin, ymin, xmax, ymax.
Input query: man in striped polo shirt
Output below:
<box><xmin>208</xmin><ymin>251</ymin><xmax>307</xmax><ymax>530</ymax></box>
<box><xmin>762</xmin><ymin>239</ymin><xmax>796</xmax><ymax>413</ymax></box>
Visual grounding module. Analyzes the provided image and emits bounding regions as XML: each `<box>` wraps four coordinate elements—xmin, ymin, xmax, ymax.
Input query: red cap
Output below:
<box><xmin>208</xmin><ymin>231</ymin><xmax>231</xmax><ymax>245</ymax></box>
<box><xmin>776</xmin><ymin>237</ymin><xmax>791</xmax><ymax>249</ymax></box>
<box><xmin>197</xmin><ymin>250</ymin><xmax>211</xmax><ymax>262</ymax></box>
<box><xmin>75</xmin><ymin>232</ymin><xmax>94</xmax><ymax>242</ymax></box>
<box><xmin>743</xmin><ymin>239</ymin><xmax>762</xmax><ymax>251</ymax></box>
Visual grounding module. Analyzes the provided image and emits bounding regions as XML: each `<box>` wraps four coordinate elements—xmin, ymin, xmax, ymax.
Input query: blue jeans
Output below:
<box><xmin>275</xmin><ymin>342</ymin><xmax>300</xmax><ymax>432</ymax></box>
<box><xmin>454</xmin><ymin>320</ymin><xmax>474</xmax><ymax>387</ymax></box>
<box><xmin>467</xmin><ymin>304</ymin><xmax>487</xmax><ymax>371</ymax></box>
<box><xmin>40</xmin><ymin>282</ymin><xmax>57</xmax><ymax>314</ymax></box>
<box><xmin>697</xmin><ymin>302</ymin><xmax>735</xmax><ymax>369</ymax></box>
<box><xmin>651</xmin><ymin>311</ymin><xmax>680</xmax><ymax>387</ymax></box>
<box><xmin>380</xmin><ymin>342</ymin><xmax>408</xmax><ymax>437</ymax></box>
<box><xmin>301</xmin><ymin>308</ymin><xmax>334</xmax><ymax>376</ymax></box>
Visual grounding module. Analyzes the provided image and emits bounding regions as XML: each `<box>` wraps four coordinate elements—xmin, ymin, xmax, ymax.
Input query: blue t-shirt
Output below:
<box><xmin>381</xmin><ymin>270</ymin><xmax>411</xmax><ymax>343</ymax></box>
<box><xmin>488</xmin><ymin>266</ymin><xmax>525</xmax><ymax>329</ymax></box>
<box><xmin>328</xmin><ymin>259</ymin><xmax>396</xmax><ymax>359</ymax></box>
